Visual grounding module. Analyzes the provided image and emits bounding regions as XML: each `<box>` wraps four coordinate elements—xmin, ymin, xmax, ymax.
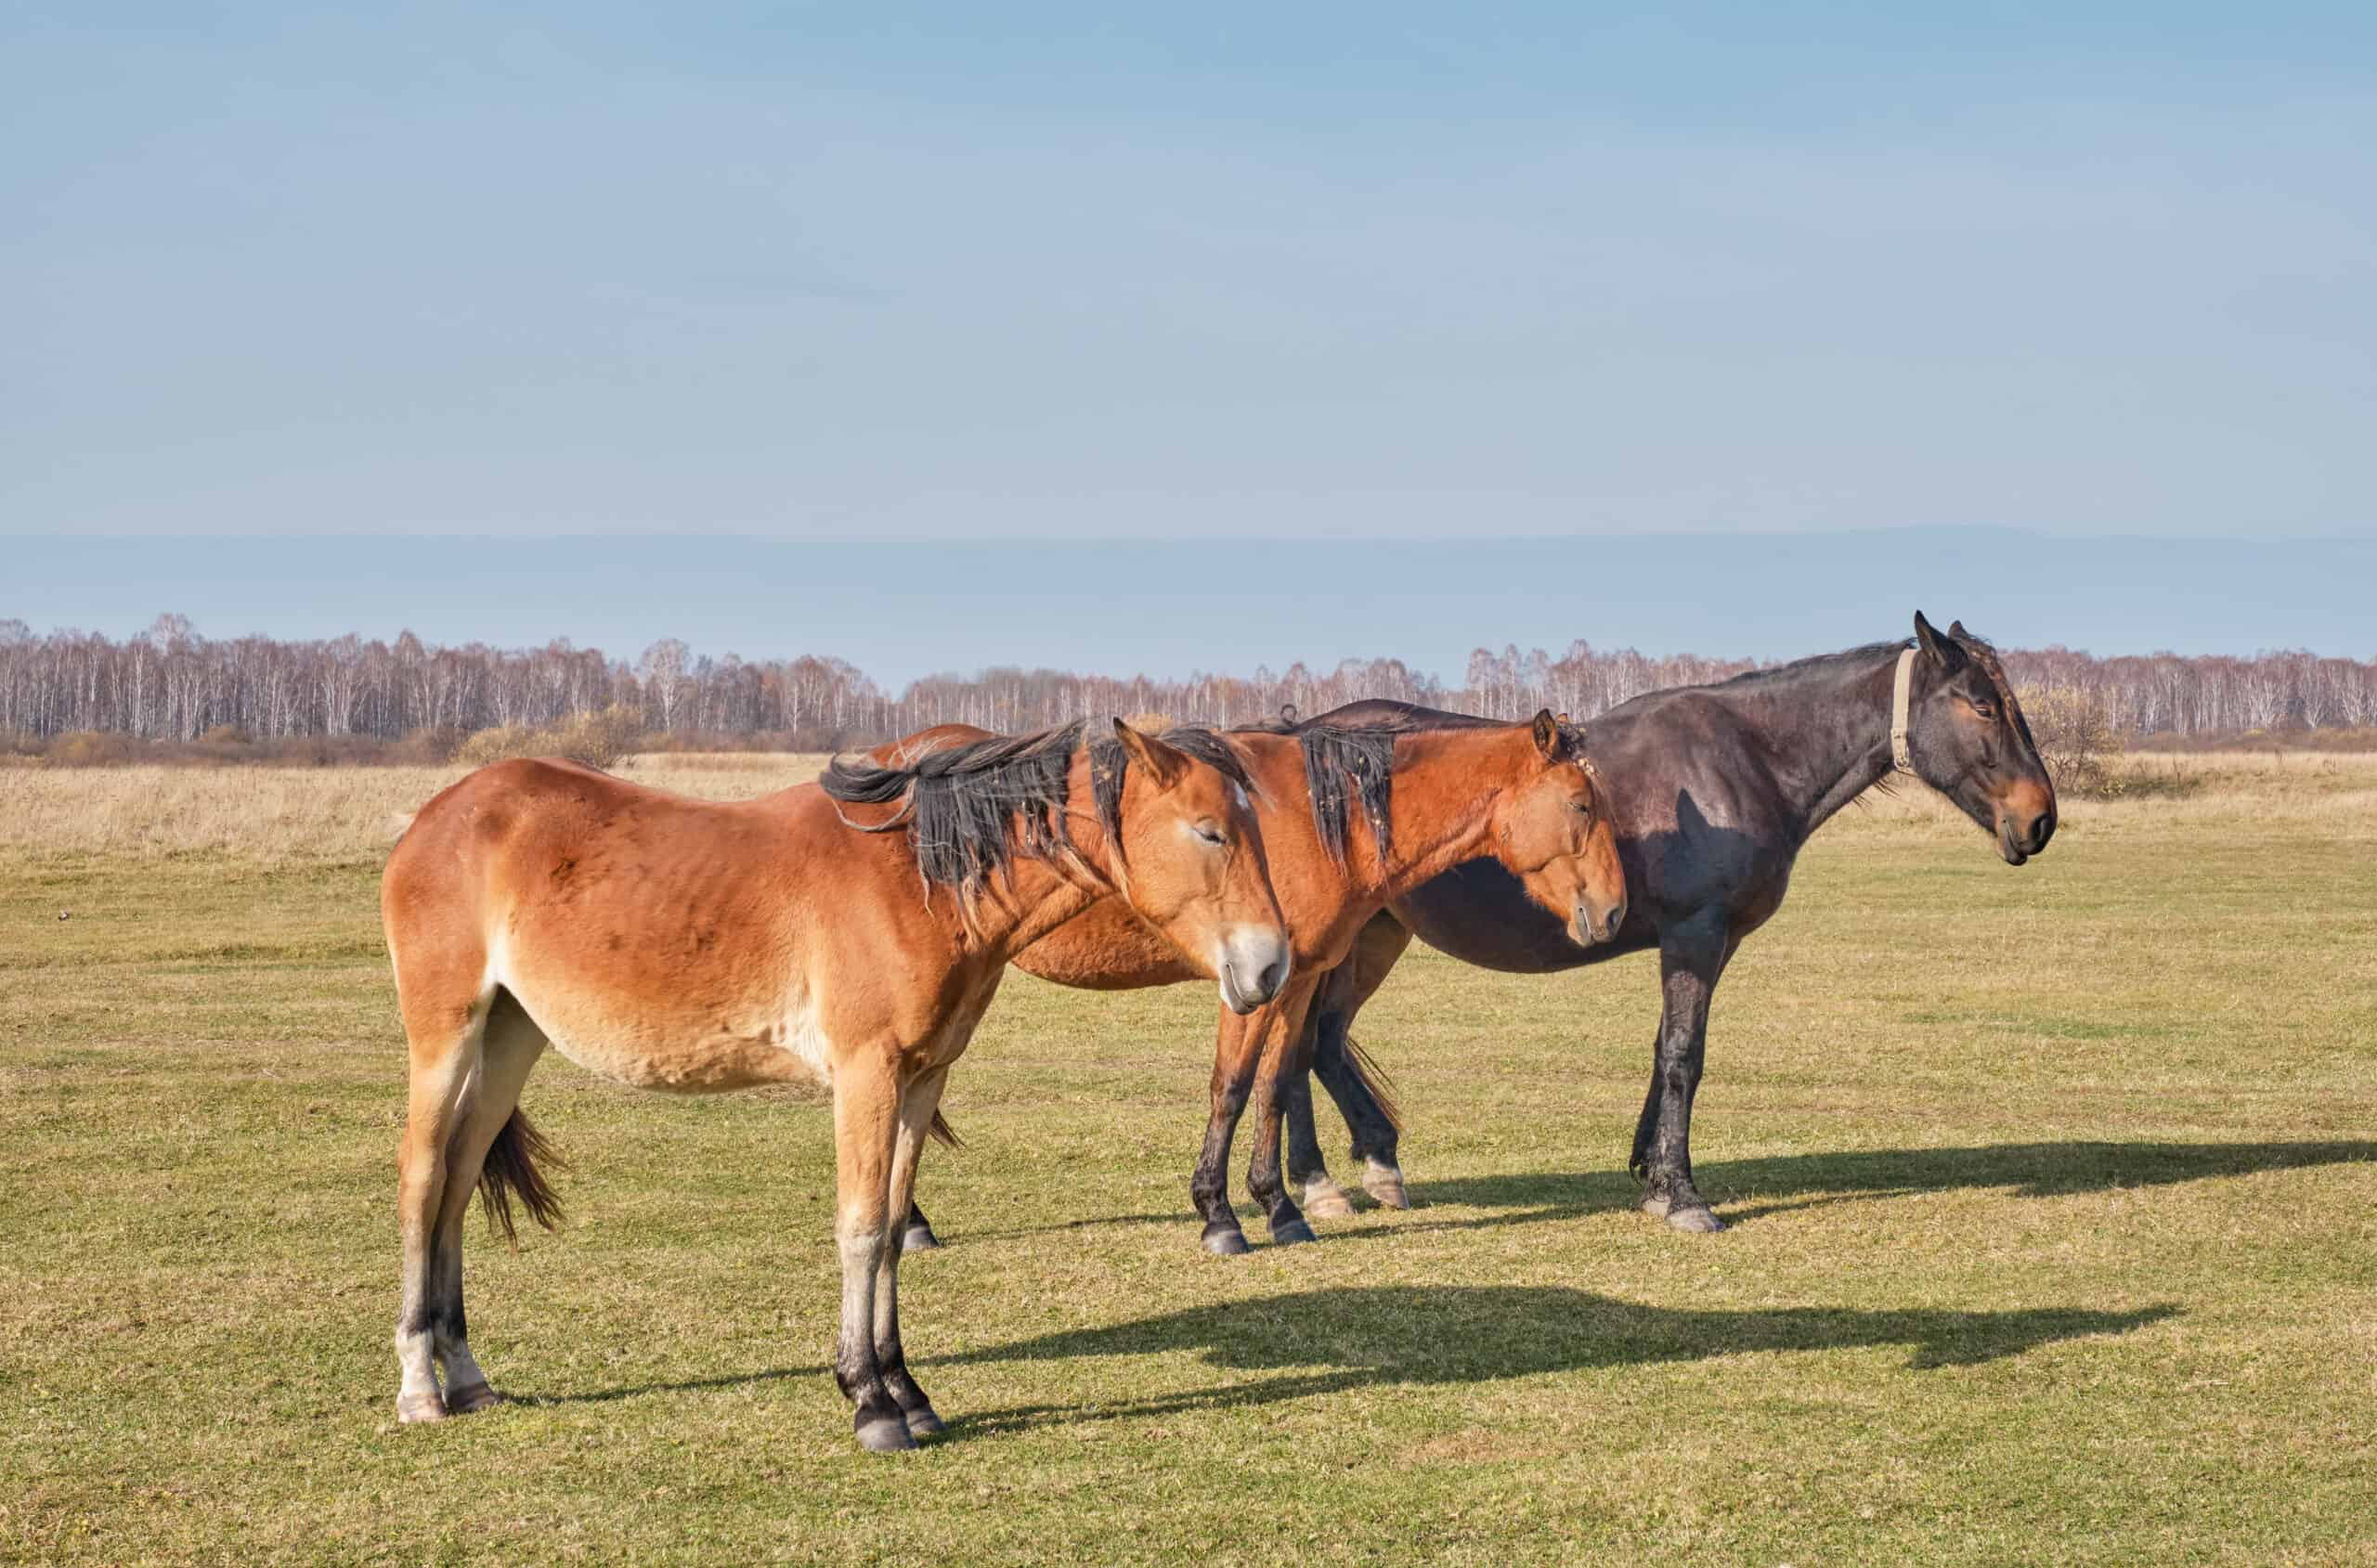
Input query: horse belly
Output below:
<box><xmin>527</xmin><ymin>989</ymin><xmax>833</xmax><ymax>1095</ymax></box>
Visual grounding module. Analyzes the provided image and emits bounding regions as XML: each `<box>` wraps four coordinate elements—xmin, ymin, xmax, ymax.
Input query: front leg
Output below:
<box><xmin>1244</xmin><ymin>976</ymin><xmax>1325</xmax><ymax>1245</ymax></box>
<box><xmin>830</xmin><ymin>1059</ymin><xmax>913</xmax><ymax>1452</ymax></box>
<box><xmin>1191</xmin><ymin>1009</ymin><xmax>1265</xmax><ymax>1254</ymax></box>
<box><xmin>1637</xmin><ymin>920</ymin><xmax>1728</xmax><ymax>1233</ymax></box>
<box><xmin>875</xmin><ymin>1068</ymin><xmax>949</xmax><ymax>1440</ymax></box>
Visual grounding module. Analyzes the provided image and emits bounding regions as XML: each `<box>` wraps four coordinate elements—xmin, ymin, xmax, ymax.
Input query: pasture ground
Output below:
<box><xmin>3</xmin><ymin>755</ymin><xmax>2374</xmax><ymax>1564</ymax></box>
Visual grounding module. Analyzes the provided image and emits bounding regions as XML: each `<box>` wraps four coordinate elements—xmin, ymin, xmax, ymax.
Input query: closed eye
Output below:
<box><xmin>1193</xmin><ymin>822</ymin><xmax>1227</xmax><ymax>847</ymax></box>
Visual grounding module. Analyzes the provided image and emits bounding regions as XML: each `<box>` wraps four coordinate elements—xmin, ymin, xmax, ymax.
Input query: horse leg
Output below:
<box><xmin>392</xmin><ymin>981</ymin><xmax>487</xmax><ymax>1423</ymax></box>
<box><xmin>1244</xmin><ymin>975</ymin><xmax>1324</xmax><ymax>1245</ymax></box>
<box><xmin>423</xmin><ymin>990</ymin><xmax>549</xmax><ymax>1414</ymax></box>
<box><xmin>1280</xmin><ymin>1037</ymin><xmax>1352</xmax><ymax>1221</ymax></box>
<box><xmin>877</xmin><ymin>1067</ymin><xmax>949</xmax><ymax>1440</ymax></box>
<box><xmin>1637</xmin><ymin>921</ymin><xmax>1728</xmax><ymax>1233</ymax></box>
<box><xmin>1191</xmin><ymin>1008</ymin><xmax>1266</xmax><ymax>1255</ymax></box>
<box><xmin>901</xmin><ymin>1200</ymin><xmax>942</xmax><ymax>1251</ymax></box>
<box><xmin>1311</xmin><ymin>914</ymin><xmax>1413</xmax><ymax>1208</ymax></box>
<box><xmin>832</xmin><ymin>1054</ymin><xmax>912</xmax><ymax>1452</ymax></box>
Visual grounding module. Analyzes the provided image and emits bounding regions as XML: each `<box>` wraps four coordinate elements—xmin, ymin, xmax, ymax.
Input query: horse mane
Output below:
<box><xmin>821</xmin><ymin>719</ymin><xmax>1255</xmax><ymax>897</ymax></box>
<box><xmin>1240</xmin><ymin>703</ymin><xmax>1525</xmax><ymax>866</ymax></box>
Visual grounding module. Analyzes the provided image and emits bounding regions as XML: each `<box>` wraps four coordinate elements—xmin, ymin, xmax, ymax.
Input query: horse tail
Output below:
<box><xmin>1338</xmin><ymin>1033</ymin><xmax>1404</xmax><ymax>1134</ymax></box>
<box><xmin>479</xmin><ymin>1108</ymin><xmax>566</xmax><ymax>1246</ymax></box>
<box><xmin>929</xmin><ymin>1109</ymin><xmax>963</xmax><ymax>1149</ymax></box>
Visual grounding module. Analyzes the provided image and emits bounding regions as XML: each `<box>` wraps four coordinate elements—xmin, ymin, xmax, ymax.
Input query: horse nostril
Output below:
<box><xmin>1256</xmin><ymin>957</ymin><xmax>1287</xmax><ymax>998</ymax></box>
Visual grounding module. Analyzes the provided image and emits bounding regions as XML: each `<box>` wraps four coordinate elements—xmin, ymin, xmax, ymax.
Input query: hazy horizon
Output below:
<box><xmin>12</xmin><ymin>528</ymin><xmax>2371</xmax><ymax>686</ymax></box>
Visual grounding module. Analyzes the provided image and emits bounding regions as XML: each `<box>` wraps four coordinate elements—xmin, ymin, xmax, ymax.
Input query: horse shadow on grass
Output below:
<box><xmin>501</xmin><ymin>1282</ymin><xmax>2177</xmax><ymax>1421</ymax></box>
<box><xmin>1367</xmin><ymin>1138</ymin><xmax>2377</xmax><ymax>1235</ymax></box>
<box><xmin>929</xmin><ymin>1284</ymin><xmax>2178</xmax><ymax>1440</ymax></box>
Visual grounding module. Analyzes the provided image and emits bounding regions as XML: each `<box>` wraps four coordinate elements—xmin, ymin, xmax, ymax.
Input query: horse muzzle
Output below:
<box><xmin>1997</xmin><ymin>805</ymin><xmax>2055</xmax><ymax>866</ymax></box>
<box><xmin>1217</xmin><ymin>927</ymin><xmax>1291</xmax><ymax>1015</ymax></box>
<box><xmin>1570</xmin><ymin>893</ymin><xmax>1628</xmax><ymax>947</ymax></box>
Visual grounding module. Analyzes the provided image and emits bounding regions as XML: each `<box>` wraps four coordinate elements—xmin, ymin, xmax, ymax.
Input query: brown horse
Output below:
<box><xmin>1276</xmin><ymin>614</ymin><xmax>2060</xmax><ymax>1234</ymax></box>
<box><xmin>886</xmin><ymin>711</ymin><xmax>1630</xmax><ymax>1252</ymax></box>
<box><xmin>380</xmin><ymin>719</ymin><xmax>1287</xmax><ymax>1452</ymax></box>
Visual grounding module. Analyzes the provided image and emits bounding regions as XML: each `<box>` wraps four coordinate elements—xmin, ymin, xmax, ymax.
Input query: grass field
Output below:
<box><xmin>4</xmin><ymin>756</ymin><xmax>2375</xmax><ymax>1563</ymax></box>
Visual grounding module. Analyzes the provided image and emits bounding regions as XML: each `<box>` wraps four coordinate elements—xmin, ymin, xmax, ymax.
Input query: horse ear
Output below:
<box><xmin>1914</xmin><ymin>611</ymin><xmax>1965</xmax><ymax>670</ymax></box>
<box><xmin>1111</xmin><ymin>718</ymin><xmax>1189</xmax><ymax>790</ymax></box>
<box><xmin>1529</xmin><ymin>708</ymin><xmax>1563</xmax><ymax>761</ymax></box>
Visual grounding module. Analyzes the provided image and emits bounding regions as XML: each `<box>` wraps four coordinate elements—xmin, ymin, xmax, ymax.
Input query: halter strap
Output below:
<box><xmin>1890</xmin><ymin>647</ymin><xmax>1919</xmax><ymax>775</ymax></box>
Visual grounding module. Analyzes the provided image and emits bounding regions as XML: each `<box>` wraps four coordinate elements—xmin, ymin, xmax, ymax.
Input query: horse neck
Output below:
<box><xmin>1720</xmin><ymin>646</ymin><xmax>1906</xmax><ymax>836</ymax></box>
<box><xmin>1360</xmin><ymin>729</ymin><xmax>1526</xmax><ymax>895</ymax></box>
<box><xmin>940</xmin><ymin>752</ymin><xmax>1122</xmax><ymax>963</ymax></box>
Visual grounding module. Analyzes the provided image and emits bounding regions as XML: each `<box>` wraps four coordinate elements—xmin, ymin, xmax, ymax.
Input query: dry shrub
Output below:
<box><xmin>2024</xmin><ymin>687</ymin><xmax>2124</xmax><ymax>798</ymax></box>
<box><xmin>198</xmin><ymin>724</ymin><xmax>250</xmax><ymax>747</ymax></box>
<box><xmin>45</xmin><ymin>731</ymin><xmax>136</xmax><ymax>768</ymax></box>
<box><xmin>1124</xmin><ymin>710</ymin><xmax>1178</xmax><ymax>734</ymax></box>
<box><xmin>454</xmin><ymin>705</ymin><xmax>648</xmax><ymax>771</ymax></box>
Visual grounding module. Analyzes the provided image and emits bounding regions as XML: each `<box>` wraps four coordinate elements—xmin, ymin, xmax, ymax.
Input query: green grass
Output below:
<box><xmin>5</xmin><ymin>805</ymin><xmax>2376</xmax><ymax>1564</ymax></box>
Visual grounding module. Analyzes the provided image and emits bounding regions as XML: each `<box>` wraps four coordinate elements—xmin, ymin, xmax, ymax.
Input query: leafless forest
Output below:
<box><xmin>4</xmin><ymin>614</ymin><xmax>2373</xmax><ymax>754</ymax></box>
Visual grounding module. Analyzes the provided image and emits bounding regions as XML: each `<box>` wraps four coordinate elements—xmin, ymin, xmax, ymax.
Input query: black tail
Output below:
<box><xmin>1339</xmin><ymin>1034</ymin><xmax>1404</xmax><ymax>1134</ymax></box>
<box><xmin>479</xmin><ymin>1108</ymin><xmax>566</xmax><ymax>1246</ymax></box>
<box><xmin>929</xmin><ymin>1110</ymin><xmax>963</xmax><ymax>1149</ymax></box>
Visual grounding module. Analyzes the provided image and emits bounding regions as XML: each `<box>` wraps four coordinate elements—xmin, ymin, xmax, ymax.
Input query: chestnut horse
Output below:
<box><xmin>891</xmin><ymin>710</ymin><xmax>1630</xmax><ymax>1253</ymax></box>
<box><xmin>381</xmin><ymin>719</ymin><xmax>1286</xmax><ymax>1452</ymax></box>
<box><xmin>1276</xmin><ymin>614</ymin><xmax>2059</xmax><ymax>1234</ymax></box>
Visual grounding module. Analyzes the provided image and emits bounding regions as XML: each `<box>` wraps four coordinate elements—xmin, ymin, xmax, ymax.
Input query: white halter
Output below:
<box><xmin>1890</xmin><ymin>647</ymin><xmax>1919</xmax><ymax>776</ymax></box>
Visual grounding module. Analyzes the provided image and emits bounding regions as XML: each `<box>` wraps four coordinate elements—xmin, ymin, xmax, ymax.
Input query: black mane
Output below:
<box><xmin>1243</xmin><ymin>702</ymin><xmax>1513</xmax><ymax>866</ymax></box>
<box><xmin>821</xmin><ymin>719</ymin><xmax>1255</xmax><ymax>897</ymax></box>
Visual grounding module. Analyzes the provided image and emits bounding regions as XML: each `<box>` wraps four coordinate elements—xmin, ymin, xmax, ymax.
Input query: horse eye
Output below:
<box><xmin>1194</xmin><ymin>823</ymin><xmax>1227</xmax><ymax>847</ymax></box>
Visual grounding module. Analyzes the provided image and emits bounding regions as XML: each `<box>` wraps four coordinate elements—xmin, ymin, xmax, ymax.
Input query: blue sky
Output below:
<box><xmin>5</xmin><ymin>6</ymin><xmax>2374</xmax><ymax>669</ymax></box>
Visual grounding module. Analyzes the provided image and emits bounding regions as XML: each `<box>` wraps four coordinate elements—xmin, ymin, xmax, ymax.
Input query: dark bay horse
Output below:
<box><xmin>1278</xmin><ymin>614</ymin><xmax>2058</xmax><ymax>1234</ymax></box>
<box><xmin>381</xmin><ymin>719</ymin><xmax>1287</xmax><ymax>1452</ymax></box>
<box><xmin>887</xmin><ymin>713</ymin><xmax>1630</xmax><ymax>1251</ymax></box>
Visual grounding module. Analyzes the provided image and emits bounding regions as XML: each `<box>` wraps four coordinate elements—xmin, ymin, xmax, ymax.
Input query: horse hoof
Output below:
<box><xmin>902</xmin><ymin>1223</ymin><xmax>942</xmax><ymax>1251</ymax></box>
<box><xmin>1362</xmin><ymin>1163</ymin><xmax>1410</xmax><ymax>1210</ymax></box>
<box><xmin>1301</xmin><ymin>1185</ymin><xmax>1357</xmax><ymax>1221</ymax></box>
<box><xmin>396</xmin><ymin>1391</ymin><xmax>448</xmax><ymax>1424</ymax></box>
<box><xmin>1665</xmin><ymin>1205</ymin><xmax>1726</xmax><ymax>1234</ymax></box>
<box><xmin>445</xmin><ymin>1380</ymin><xmax>500</xmax><ymax>1415</ymax></box>
<box><xmin>903</xmin><ymin>1405</ymin><xmax>946</xmax><ymax>1439</ymax></box>
<box><xmin>1201</xmin><ymin>1225</ymin><xmax>1252</xmax><ymax>1256</ymax></box>
<box><xmin>1270</xmin><ymin>1218</ymin><xmax>1318</xmax><ymax>1247</ymax></box>
<box><xmin>1638</xmin><ymin>1192</ymin><xmax>1672</xmax><ymax>1219</ymax></box>
<box><xmin>856</xmin><ymin>1413</ymin><xmax>919</xmax><ymax>1453</ymax></box>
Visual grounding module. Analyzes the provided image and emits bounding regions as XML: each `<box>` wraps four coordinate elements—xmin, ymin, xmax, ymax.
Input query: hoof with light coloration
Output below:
<box><xmin>396</xmin><ymin>1391</ymin><xmax>448</xmax><ymax>1423</ymax></box>
<box><xmin>856</xmin><ymin>1412</ymin><xmax>918</xmax><ymax>1453</ymax></box>
<box><xmin>901</xmin><ymin>1223</ymin><xmax>942</xmax><ymax>1251</ymax></box>
<box><xmin>904</xmin><ymin>1405</ymin><xmax>946</xmax><ymax>1439</ymax></box>
<box><xmin>1269</xmin><ymin>1218</ymin><xmax>1318</xmax><ymax>1246</ymax></box>
<box><xmin>1301</xmin><ymin>1184</ymin><xmax>1357</xmax><ymax>1221</ymax></box>
<box><xmin>445</xmin><ymin>1380</ymin><xmax>500</xmax><ymax>1415</ymax></box>
<box><xmin>1664</xmin><ymin>1205</ymin><xmax>1726</xmax><ymax>1234</ymax></box>
<box><xmin>1362</xmin><ymin>1166</ymin><xmax>1410</xmax><ymax>1210</ymax></box>
<box><xmin>1201</xmin><ymin>1224</ymin><xmax>1251</xmax><ymax>1256</ymax></box>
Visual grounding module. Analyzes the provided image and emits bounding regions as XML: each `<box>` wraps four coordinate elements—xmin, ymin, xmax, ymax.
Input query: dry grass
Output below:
<box><xmin>4</xmin><ymin>763</ymin><xmax>2375</xmax><ymax>1562</ymax></box>
<box><xmin>0</xmin><ymin>754</ymin><xmax>831</xmax><ymax>864</ymax></box>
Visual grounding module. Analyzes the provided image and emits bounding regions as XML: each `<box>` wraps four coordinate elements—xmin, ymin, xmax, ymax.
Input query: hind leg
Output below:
<box><xmin>393</xmin><ymin>990</ymin><xmax>487</xmax><ymax>1423</ymax></box>
<box><xmin>424</xmin><ymin>991</ymin><xmax>550</xmax><ymax>1413</ymax></box>
<box><xmin>1305</xmin><ymin>914</ymin><xmax>1413</xmax><ymax>1209</ymax></box>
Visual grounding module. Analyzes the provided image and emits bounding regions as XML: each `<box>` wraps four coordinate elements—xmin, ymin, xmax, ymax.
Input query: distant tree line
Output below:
<box><xmin>2</xmin><ymin>615</ymin><xmax>2371</xmax><ymax>750</ymax></box>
